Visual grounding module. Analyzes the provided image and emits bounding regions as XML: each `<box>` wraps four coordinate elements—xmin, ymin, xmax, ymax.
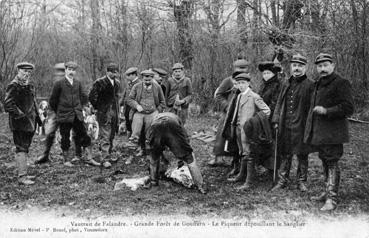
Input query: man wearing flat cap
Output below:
<box><xmin>35</xmin><ymin>63</ymin><xmax>66</xmax><ymax>164</ymax></box>
<box><xmin>166</xmin><ymin>62</ymin><xmax>192</xmax><ymax>125</ymax></box>
<box><xmin>89</xmin><ymin>63</ymin><xmax>121</xmax><ymax>168</ymax></box>
<box><xmin>223</xmin><ymin>73</ymin><xmax>270</xmax><ymax>190</ymax></box>
<box><xmin>304</xmin><ymin>53</ymin><xmax>354</xmax><ymax>211</ymax></box>
<box><xmin>49</xmin><ymin>61</ymin><xmax>94</xmax><ymax>167</ymax></box>
<box><xmin>126</xmin><ymin>70</ymin><xmax>166</xmax><ymax>157</ymax></box>
<box><xmin>4</xmin><ymin>62</ymin><xmax>41</xmax><ymax>185</ymax></box>
<box><xmin>210</xmin><ymin>59</ymin><xmax>250</xmax><ymax>170</ymax></box>
<box><xmin>271</xmin><ymin>54</ymin><xmax>314</xmax><ymax>193</ymax></box>
<box><xmin>122</xmin><ymin>67</ymin><xmax>140</xmax><ymax>138</ymax></box>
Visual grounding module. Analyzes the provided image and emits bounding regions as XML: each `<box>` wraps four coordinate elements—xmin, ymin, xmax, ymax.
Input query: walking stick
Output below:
<box><xmin>273</xmin><ymin>127</ymin><xmax>278</xmax><ymax>184</ymax></box>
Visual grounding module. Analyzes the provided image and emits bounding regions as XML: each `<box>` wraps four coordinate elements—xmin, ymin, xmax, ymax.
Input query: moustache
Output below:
<box><xmin>319</xmin><ymin>71</ymin><xmax>328</xmax><ymax>75</ymax></box>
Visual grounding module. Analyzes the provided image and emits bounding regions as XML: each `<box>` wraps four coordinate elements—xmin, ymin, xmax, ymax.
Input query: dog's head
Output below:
<box><xmin>39</xmin><ymin>100</ymin><xmax>49</xmax><ymax>111</ymax></box>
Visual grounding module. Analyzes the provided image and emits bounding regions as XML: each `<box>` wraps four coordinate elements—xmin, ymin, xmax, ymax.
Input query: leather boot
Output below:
<box><xmin>187</xmin><ymin>157</ymin><xmax>206</xmax><ymax>194</ymax></box>
<box><xmin>227</xmin><ymin>156</ymin><xmax>247</xmax><ymax>182</ymax></box>
<box><xmin>148</xmin><ymin>155</ymin><xmax>160</xmax><ymax>187</ymax></box>
<box><xmin>35</xmin><ymin>134</ymin><xmax>54</xmax><ymax>164</ymax></box>
<box><xmin>236</xmin><ymin>159</ymin><xmax>255</xmax><ymax>190</ymax></box>
<box><xmin>297</xmin><ymin>154</ymin><xmax>308</xmax><ymax>192</ymax></box>
<box><xmin>321</xmin><ymin>162</ymin><xmax>340</xmax><ymax>211</ymax></box>
<box><xmin>84</xmin><ymin>146</ymin><xmax>100</xmax><ymax>166</ymax></box>
<box><xmin>311</xmin><ymin>160</ymin><xmax>329</xmax><ymax>201</ymax></box>
<box><xmin>226</xmin><ymin>156</ymin><xmax>240</xmax><ymax>178</ymax></box>
<box><xmin>16</xmin><ymin>152</ymin><xmax>35</xmax><ymax>185</ymax></box>
<box><xmin>62</xmin><ymin>150</ymin><xmax>73</xmax><ymax>167</ymax></box>
<box><xmin>271</xmin><ymin>154</ymin><xmax>292</xmax><ymax>192</ymax></box>
<box><xmin>208</xmin><ymin>156</ymin><xmax>225</xmax><ymax>167</ymax></box>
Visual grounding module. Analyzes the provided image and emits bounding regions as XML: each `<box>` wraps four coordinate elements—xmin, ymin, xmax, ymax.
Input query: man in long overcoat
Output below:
<box><xmin>271</xmin><ymin>54</ymin><xmax>314</xmax><ymax>192</ymax></box>
<box><xmin>304</xmin><ymin>53</ymin><xmax>354</xmax><ymax>211</ymax></box>
<box><xmin>89</xmin><ymin>63</ymin><xmax>121</xmax><ymax>168</ymax></box>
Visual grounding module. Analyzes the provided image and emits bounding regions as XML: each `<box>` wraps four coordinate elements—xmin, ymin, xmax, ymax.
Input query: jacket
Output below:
<box><xmin>4</xmin><ymin>78</ymin><xmax>41</xmax><ymax>132</ymax></box>
<box><xmin>49</xmin><ymin>77</ymin><xmax>89</xmax><ymax>123</ymax></box>
<box><xmin>258</xmin><ymin>75</ymin><xmax>281</xmax><ymax>119</ymax></box>
<box><xmin>272</xmin><ymin>74</ymin><xmax>313</xmax><ymax>154</ymax></box>
<box><xmin>304</xmin><ymin>72</ymin><xmax>354</xmax><ymax>145</ymax></box>
<box><xmin>166</xmin><ymin>76</ymin><xmax>192</xmax><ymax>109</ymax></box>
<box><xmin>214</xmin><ymin>76</ymin><xmax>234</xmax><ymax>113</ymax></box>
<box><xmin>127</xmin><ymin>81</ymin><xmax>166</xmax><ymax>119</ymax></box>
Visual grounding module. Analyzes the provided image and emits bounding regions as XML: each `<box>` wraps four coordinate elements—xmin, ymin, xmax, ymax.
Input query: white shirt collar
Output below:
<box><xmin>65</xmin><ymin>75</ymin><xmax>73</xmax><ymax>85</ymax></box>
<box><xmin>107</xmin><ymin>75</ymin><xmax>115</xmax><ymax>86</ymax></box>
<box><xmin>241</xmin><ymin>87</ymin><xmax>250</xmax><ymax>95</ymax></box>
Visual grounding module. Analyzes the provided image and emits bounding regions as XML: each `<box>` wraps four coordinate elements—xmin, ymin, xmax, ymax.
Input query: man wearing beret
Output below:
<box><xmin>210</xmin><ymin>59</ymin><xmax>250</xmax><ymax>171</ymax></box>
<box><xmin>122</xmin><ymin>67</ymin><xmax>140</xmax><ymax>138</ymax></box>
<box><xmin>224</xmin><ymin>73</ymin><xmax>270</xmax><ymax>190</ymax></box>
<box><xmin>126</xmin><ymin>70</ymin><xmax>166</xmax><ymax>156</ymax></box>
<box><xmin>304</xmin><ymin>53</ymin><xmax>354</xmax><ymax>211</ymax></box>
<box><xmin>49</xmin><ymin>61</ymin><xmax>93</xmax><ymax>167</ymax></box>
<box><xmin>256</xmin><ymin>61</ymin><xmax>282</xmax><ymax>173</ymax></box>
<box><xmin>165</xmin><ymin>63</ymin><xmax>192</xmax><ymax>125</ymax></box>
<box><xmin>89</xmin><ymin>63</ymin><xmax>121</xmax><ymax>168</ymax></box>
<box><xmin>35</xmin><ymin>63</ymin><xmax>66</xmax><ymax>164</ymax></box>
<box><xmin>4</xmin><ymin>62</ymin><xmax>41</xmax><ymax>185</ymax></box>
<box><xmin>271</xmin><ymin>54</ymin><xmax>314</xmax><ymax>192</ymax></box>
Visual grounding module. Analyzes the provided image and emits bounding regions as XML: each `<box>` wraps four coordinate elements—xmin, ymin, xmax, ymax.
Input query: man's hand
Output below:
<box><xmin>136</xmin><ymin>105</ymin><xmax>144</xmax><ymax>112</ymax></box>
<box><xmin>313</xmin><ymin>106</ymin><xmax>327</xmax><ymax>115</ymax></box>
<box><xmin>272</xmin><ymin>123</ymin><xmax>278</xmax><ymax>129</ymax></box>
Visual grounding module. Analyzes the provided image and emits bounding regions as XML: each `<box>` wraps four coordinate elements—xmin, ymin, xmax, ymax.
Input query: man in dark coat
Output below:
<box><xmin>304</xmin><ymin>53</ymin><xmax>354</xmax><ymax>211</ymax></box>
<box><xmin>165</xmin><ymin>63</ymin><xmax>192</xmax><ymax>125</ymax></box>
<box><xmin>153</xmin><ymin>68</ymin><xmax>168</xmax><ymax>96</ymax></box>
<box><xmin>49</xmin><ymin>61</ymin><xmax>92</xmax><ymax>167</ymax></box>
<box><xmin>35</xmin><ymin>63</ymin><xmax>65</xmax><ymax>164</ymax></box>
<box><xmin>256</xmin><ymin>61</ymin><xmax>282</xmax><ymax>172</ymax></box>
<box><xmin>4</xmin><ymin>62</ymin><xmax>41</xmax><ymax>185</ymax></box>
<box><xmin>146</xmin><ymin>112</ymin><xmax>206</xmax><ymax>194</ymax></box>
<box><xmin>271</xmin><ymin>54</ymin><xmax>314</xmax><ymax>192</ymax></box>
<box><xmin>89</xmin><ymin>63</ymin><xmax>121</xmax><ymax>168</ymax></box>
<box><xmin>209</xmin><ymin>59</ymin><xmax>250</xmax><ymax>170</ymax></box>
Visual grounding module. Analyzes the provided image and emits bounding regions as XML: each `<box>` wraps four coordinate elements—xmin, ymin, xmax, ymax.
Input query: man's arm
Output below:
<box><xmin>49</xmin><ymin>80</ymin><xmax>61</xmax><ymax>112</ymax></box>
<box><xmin>4</xmin><ymin>83</ymin><xmax>24</xmax><ymax>118</ymax></box>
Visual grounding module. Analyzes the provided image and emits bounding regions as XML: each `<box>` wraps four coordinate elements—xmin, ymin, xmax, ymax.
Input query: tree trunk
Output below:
<box><xmin>90</xmin><ymin>0</ymin><xmax>101</xmax><ymax>80</ymax></box>
<box><xmin>237</xmin><ymin>0</ymin><xmax>247</xmax><ymax>57</ymax></box>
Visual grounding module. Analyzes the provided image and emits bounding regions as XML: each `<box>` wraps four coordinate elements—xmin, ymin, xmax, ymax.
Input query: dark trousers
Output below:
<box><xmin>59</xmin><ymin>117</ymin><xmax>91</xmax><ymax>151</ymax></box>
<box><xmin>124</xmin><ymin>104</ymin><xmax>132</xmax><ymax>133</ymax></box>
<box><xmin>277</xmin><ymin>153</ymin><xmax>308</xmax><ymax>185</ymax></box>
<box><xmin>13</xmin><ymin>130</ymin><xmax>34</xmax><ymax>153</ymax></box>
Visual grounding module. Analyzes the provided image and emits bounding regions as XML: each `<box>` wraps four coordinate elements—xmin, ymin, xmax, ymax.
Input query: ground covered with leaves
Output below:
<box><xmin>0</xmin><ymin>112</ymin><xmax>369</xmax><ymax>222</ymax></box>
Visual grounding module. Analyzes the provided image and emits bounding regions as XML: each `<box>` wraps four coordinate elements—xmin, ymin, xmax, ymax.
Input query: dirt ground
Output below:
<box><xmin>0</xmin><ymin>112</ymin><xmax>369</xmax><ymax>222</ymax></box>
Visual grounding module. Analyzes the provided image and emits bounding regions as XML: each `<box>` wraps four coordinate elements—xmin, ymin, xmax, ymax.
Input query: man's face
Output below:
<box><xmin>290</xmin><ymin>62</ymin><xmax>306</xmax><ymax>77</ymax></box>
<box><xmin>173</xmin><ymin>69</ymin><xmax>184</xmax><ymax>79</ymax></box>
<box><xmin>107</xmin><ymin>70</ymin><xmax>119</xmax><ymax>80</ymax></box>
<box><xmin>143</xmin><ymin>75</ymin><xmax>153</xmax><ymax>85</ymax></box>
<box><xmin>127</xmin><ymin>73</ymin><xmax>137</xmax><ymax>81</ymax></box>
<box><xmin>262</xmin><ymin>70</ymin><xmax>275</xmax><ymax>81</ymax></box>
<box><xmin>17</xmin><ymin>68</ymin><xmax>32</xmax><ymax>80</ymax></box>
<box><xmin>316</xmin><ymin>61</ymin><xmax>335</xmax><ymax>77</ymax></box>
<box><xmin>234</xmin><ymin>80</ymin><xmax>249</xmax><ymax>92</ymax></box>
<box><xmin>65</xmin><ymin>67</ymin><xmax>76</xmax><ymax>78</ymax></box>
<box><xmin>234</xmin><ymin>66</ymin><xmax>249</xmax><ymax>74</ymax></box>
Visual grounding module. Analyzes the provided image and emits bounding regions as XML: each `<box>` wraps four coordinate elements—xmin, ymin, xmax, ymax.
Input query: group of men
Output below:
<box><xmin>3</xmin><ymin>51</ymin><xmax>355</xmax><ymax>208</ymax></box>
<box><xmin>4</xmin><ymin>60</ymin><xmax>207</xmax><ymax>193</ymax></box>
<box><xmin>211</xmin><ymin>53</ymin><xmax>354</xmax><ymax>211</ymax></box>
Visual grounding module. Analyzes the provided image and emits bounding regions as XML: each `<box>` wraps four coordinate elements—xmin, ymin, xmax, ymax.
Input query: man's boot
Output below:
<box><xmin>35</xmin><ymin>134</ymin><xmax>54</xmax><ymax>164</ymax></box>
<box><xmin>236</xmin><ymin>158</ymin><xmax>255</xmax><ymax>190</ymax></box>
<box><xmin>62</xmin><ymin>150</ymin><xmax>73</xmax><ymax>167</ymax></box>
<box><xmin>144</xmin><ymin>155</ymin><xmax>160</xmax><ymax>189</ymax></box>
<box><xmin>321</xmin><ymin>162</ymin><xmax>340</xmax><ymax>211</ymax></box>
<box><xmin>84</xmin><ymin>146</ymin><xmax>100</xmax><ymax>166</ymax></box>
<box><xmin>226</xmin><ymin>156</ymin><xmax>240</xmax><ymax>178</ymax></box>
<box><xmin>208</xmin><ymin>156</ymin><xmax>225</xmax><ymax>167</ymax></box>
<box><xmin>271</xmin><ymin>154</ymin><xmax>292</xmax><ymax>192</ymax></box>
<box><xmin>311</xmin><ymin>160</ymin><xmax>329</xmax><ymax>201</ymax></box>
<box><xmin>16</xmin><ymin>152</ymin><xmax>35</xmax><ymax>185</ymax></box>
<box><xmin>227</xmin><ymin>156</ymin><xmax>247</xmax><ymax>182</ymax></box>
<box><xmin>297</xmin><ymin>154</ymin><xmax>308</xmax><ymax>192</ymax></box>
<box><xmin>187</xmin><ymin>157</ymin><xmax>206</xmax><ymax>194</ymax></box>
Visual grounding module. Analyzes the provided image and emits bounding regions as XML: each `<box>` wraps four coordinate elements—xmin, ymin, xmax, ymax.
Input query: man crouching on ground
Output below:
<box><xmin>145</xmin><ymin>112</ymin><xmax>206</xmax><ymax>194</ymax></box>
